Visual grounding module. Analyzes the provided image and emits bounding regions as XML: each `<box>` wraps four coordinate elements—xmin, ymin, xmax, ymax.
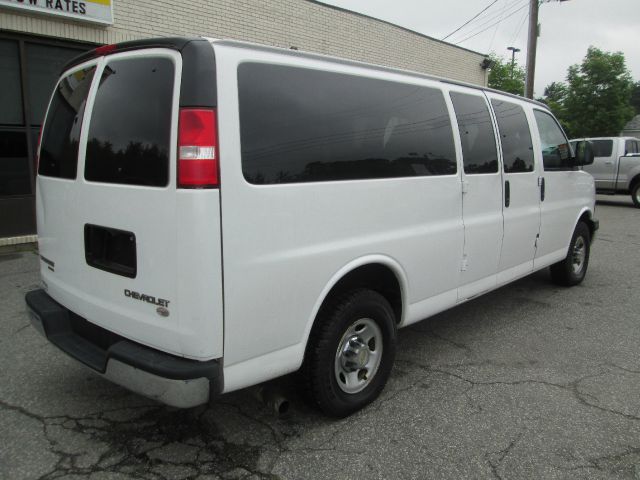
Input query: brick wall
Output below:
<box><xmin>0</xmin><ymin>0</ymin><xmax>488</xmax><ymax>85</ymax></box>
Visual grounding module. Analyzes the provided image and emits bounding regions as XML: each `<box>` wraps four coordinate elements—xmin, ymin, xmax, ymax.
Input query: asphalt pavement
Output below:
<box><xmin>2</xmin><ymin>194</ymin><xmax>639</xmax><ymax>479</ymax></box>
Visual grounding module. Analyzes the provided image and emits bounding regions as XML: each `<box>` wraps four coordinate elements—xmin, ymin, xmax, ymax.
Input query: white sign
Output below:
<box><xmin>0</xmin><ymin>0</ymin><xmax>113</xmax><ymax>25</ymax></box>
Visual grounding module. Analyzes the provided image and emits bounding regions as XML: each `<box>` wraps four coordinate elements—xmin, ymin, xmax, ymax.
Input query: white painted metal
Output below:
<box><xmin>484</xmin><ymin>93</ymin><xmax>542</xmax><ymax>286</ymax></box>
<box><xmin>36</xmin><ymin>39</ymin><xmax>596</xmax><ymax>401</ymax></box>
<box><xmin>214</xmin><ymin>44</ymin><xmax>464</xmax><ymax>390</ymax></box>
<box><xmin>36</xmin><ymin>49</ymin><xmax>224</xmax><ymax>361</ymax></box>
<box><xmin>532</xmin><ymin>110</ymin><xmax>595</xmax><ymax>267</ymax></box>
<box><xmin>445</xmin><ymin>85</ymin><xmax>503</xmax><ymax>301</ymax></box>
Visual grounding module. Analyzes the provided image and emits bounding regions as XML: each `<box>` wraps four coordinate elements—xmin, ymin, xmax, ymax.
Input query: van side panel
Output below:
<box><xmin>214</xmin><ymin>45</ymin><xmax>464</xmax><ymax>388</ymax></box>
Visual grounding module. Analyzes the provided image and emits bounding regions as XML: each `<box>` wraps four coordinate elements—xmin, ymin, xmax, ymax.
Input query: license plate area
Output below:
<box><xmin>84</xmin><ymin>224</ymin><xmax>137</xmax><ymax>278</ymax></box>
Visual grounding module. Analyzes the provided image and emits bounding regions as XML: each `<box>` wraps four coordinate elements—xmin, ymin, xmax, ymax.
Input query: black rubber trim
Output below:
<box><xmin>61</xmin><ymin>37</ymin><xmax>217</xmax><ymax>108</ymax></box>
<box><xmin>25</xmin><ymin>289</ymin><xmax>222</xmax><ymax>383</ymax></box>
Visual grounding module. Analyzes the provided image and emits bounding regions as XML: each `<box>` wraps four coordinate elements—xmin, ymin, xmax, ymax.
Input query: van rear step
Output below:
<box><xmin>25</xmin><ymin>289</ymin><xmax>222</xmax><ymax>408</ymax></box>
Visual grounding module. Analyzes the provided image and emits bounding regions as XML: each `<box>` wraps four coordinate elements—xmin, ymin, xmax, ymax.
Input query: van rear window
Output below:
<box><xmin>238</xmin><ymin>63</ymin><xmax>456</xmax><ymax>184</ymax></box>
<box><xmin>39</xmin><ymin>67</ymin><xmax>96</xmax><ymax>179</ymax></box>
<box><xmin>84</xmin><ymin>57</ymin><xmax>174</xmax><ymax>187</ymax></box>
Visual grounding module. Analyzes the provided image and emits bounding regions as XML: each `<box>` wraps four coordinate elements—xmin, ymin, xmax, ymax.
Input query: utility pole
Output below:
<box><xmin>525</xmin><ymin>0</ymin><xmax>570</xmax><ymax>98</ymax></box>
<box><xmin>524</xmin><ymin>0</ymin><xmax>539</xmax><ymax>99</ymax></box>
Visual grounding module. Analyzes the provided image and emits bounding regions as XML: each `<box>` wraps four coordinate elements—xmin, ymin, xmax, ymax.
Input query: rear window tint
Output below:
<box><xmin>491</xmin><ymin>99</ymin><xmax>534</xmax><ymax>173</ymax></box>
<box><xmin>238</xmin><ymin>63</ymin><xmax>457</xmax><ymax>184</ymax></box>
<box><xmin>450</xmin><ymin>92</ymin><xmax>498</xmax><ymax>174</ymax></box>
<box><xmin>591</xmin><ymin>140</ymin><xmax>613</xmax><ymax>157</ymax></box>
<box><xmin>39</xmin><ymin>67</ymin><xmax>96</xmax><ymax>179</ymax></box>
<box><xmin>85</xmin><ymin>57</ymin><xmax>174</xmax><ymax>187</ymax></box>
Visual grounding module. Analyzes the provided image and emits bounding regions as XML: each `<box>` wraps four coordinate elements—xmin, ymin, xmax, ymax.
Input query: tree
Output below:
<box><xmin>539</xmin><ymin>81</ymin><xmax>571</xmax><ymax>132</ymax></box>
<box><xmin>487</xmin><ymin>54</ymin><xmax>526</xmax><ymax>96</ymax></box>
<box><xmin>543</xmin><ymin>47</ymin><xmax>635</xmax><ymax>138</ymax></box>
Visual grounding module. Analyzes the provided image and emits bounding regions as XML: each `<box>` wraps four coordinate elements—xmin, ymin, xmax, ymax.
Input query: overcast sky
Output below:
<box><xmin>318</xmin><ymin>0</ymin><xmax>640</xmax><ymax>97</ymax></box>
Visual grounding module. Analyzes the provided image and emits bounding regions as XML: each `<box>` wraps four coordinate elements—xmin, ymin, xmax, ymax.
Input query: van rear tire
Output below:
<box><xmin>550</xmin><ymin>222</ymin><xmax>591</xmax><ymax>286</ymax></box>
<box><xmin>301</xmin><ymin>289</ymin><xmax>397</xmax><ymax>417</ymax></box>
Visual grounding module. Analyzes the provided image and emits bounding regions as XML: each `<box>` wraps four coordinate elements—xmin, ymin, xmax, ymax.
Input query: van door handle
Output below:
<box><xmin>605</xmin><ymin>161</ymin><xmax>614</xmax><ymax>165</ymax></box>
<box><xmin>540</xmin><ymin>177</ymin><xmax>545</xmax><ymax>202</ymax></box>
<box><xmin>505</xmin><ymin>180</ymin><xmax>510</xmax><ymax>208</ymax></box>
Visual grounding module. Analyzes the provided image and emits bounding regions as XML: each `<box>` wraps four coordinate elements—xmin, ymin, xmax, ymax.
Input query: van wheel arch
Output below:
<box><xmin>314</xmin><ymin>263</ymin><xmax>404</xmax><ymax>326</ymax></box>
<box><xmin>577</xmin><ymin>210</ymin><xmax>596</xmax><ymax>244</ymax></box>
<box><xmin>300</xmin><ymin>269</ymin><xmax>401</xmax><ymax>415</ymax></box>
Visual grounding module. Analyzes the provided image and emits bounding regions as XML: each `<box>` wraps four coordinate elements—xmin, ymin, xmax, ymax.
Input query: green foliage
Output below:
<box><xmin>541</xmin><ymin>47</ymin><xmax>635</xmax><ymax>138</ymax></box>
<box><xmin>487</xmin><ymin>53</ymin><xmax>525</xmax><ymax>96</ymax></box>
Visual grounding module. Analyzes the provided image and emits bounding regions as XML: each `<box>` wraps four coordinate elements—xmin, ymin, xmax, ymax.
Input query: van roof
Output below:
<box><xmin>63</xmin><ymin>36</ymin><xmax>548</xmax><ymax>110</ymax></box>
<box><xmin>570</xmin><ymin>137</ymin><xmax>640</xmax><ymax>141</ymax></box>
<box><xmin>210</xmin><ymin>38</ymin><xmax>549</xmax><ymax>110</ymax></box>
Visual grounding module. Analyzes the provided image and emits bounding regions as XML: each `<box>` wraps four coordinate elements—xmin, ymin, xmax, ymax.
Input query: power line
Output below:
<box><xmin>487</xmin><ymin>0</ymin><xmax>509</xmax><ymax>51</ymax></box>
<box><xmin>441</xmin><ymin>0</ymin><xmax>500</xmax><ymax>41</ymax></box>
<box><xmin>448</xmin><ymin>0</ymin><xmax>528</xmax><ymax>44</ymax></box>
<box><xmin>509</xmin><ymin>8</ymin><xmax>529</xmax><ymax>46</ymax></box>
<box><xmin>454</xmin><ymin>1</ymin><xmax>530</xmax><ymax>45</ymax></box>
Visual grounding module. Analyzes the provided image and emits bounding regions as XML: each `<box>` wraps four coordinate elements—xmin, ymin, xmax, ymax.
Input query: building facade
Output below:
<box><xmin>0</xmin><ymin>0</ymin><xmax>488</xmax><ymax>243</ymax></box>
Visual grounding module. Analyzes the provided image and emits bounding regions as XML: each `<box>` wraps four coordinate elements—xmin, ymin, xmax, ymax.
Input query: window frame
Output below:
<box><xmin>83</xmin><ymin>53</ymin><xmax>177</xmax><ymax>188</ymax></box>
<box><xmin>237</xmin><ymin>62</ymin><xmax>459</xmax><ymax>185</ymax></box>
<box><xmin>532</xmin><ymin>108</ymin><xmax>573</xmax><ymax>172</ymax></box>
<box><xmin>491</xmin><ymin>99</ymin><xmax>536</xmax><ymax>175</ymax></box>
<box><xmin>449</xmin><ymin>90</ymin><xmax>500</xmax><ymax>176</ymax></box>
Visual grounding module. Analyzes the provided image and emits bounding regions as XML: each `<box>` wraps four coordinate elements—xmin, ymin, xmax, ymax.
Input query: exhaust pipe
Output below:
<box><xmin>252</xmin><ymin>385</ymin><xmax>290</xmax><ymax>415</ymax></box>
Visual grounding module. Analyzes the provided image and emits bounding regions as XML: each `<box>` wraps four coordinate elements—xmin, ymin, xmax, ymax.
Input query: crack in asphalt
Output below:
<box><xmin>2</xmin><ymin>355</ymin><xmax>640</xmax><ymax>479</ymax></box>
<box><xmin>397</xmin><ymin>359</ymin><xmax>640</xmax><ymax>422</ymax></box>
<box><xmin>485</xmin><ymin>432</ymin><xmax>524</xmax><ymax>480</ymax></box>
<box><xmin>0</xmin><ymin>399</ymin><xmax>281</xmax><ymax>479</ymax></box>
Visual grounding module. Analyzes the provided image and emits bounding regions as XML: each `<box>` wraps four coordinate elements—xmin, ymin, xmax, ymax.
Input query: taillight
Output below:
<box><xmin>178</xmin><ymin>108</ymin><xmax>219</xmax><ymax>188</ymax></box>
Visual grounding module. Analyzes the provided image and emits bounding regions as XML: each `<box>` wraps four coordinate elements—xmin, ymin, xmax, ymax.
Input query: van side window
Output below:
<box><xmin>39</xmin><ymin>67</ymin><xmax>96</xmax><ymax>179</ymax></box>
<box><xmin>238</xmin><ymin>63</ymin><xmax>457</xmax><ymax>184</ymax></box>
<box><xmin>450</xmin><ymin>92</ymin><xmax>498</xmax><ymax>174</ymax></box>
<box><xmin>533</xmin><ymin>110</ymin><xmax>571</xmax><ymax>170</ymax></box>
<box><xmin>85</xmin><ymin>57</ymin><xmax>174</xmax><ymax>187</ymax></box>
<box><xmin>491</xmin><ymin>100</ymin><xmax>534</xmax><ymax>173</ymax></box>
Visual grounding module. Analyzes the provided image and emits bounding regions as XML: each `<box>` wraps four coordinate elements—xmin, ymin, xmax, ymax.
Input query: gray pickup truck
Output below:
<box><xmin>571</xmin><ymin>137</ymin><xmax>640</xmax><ymax>207</ymax></box>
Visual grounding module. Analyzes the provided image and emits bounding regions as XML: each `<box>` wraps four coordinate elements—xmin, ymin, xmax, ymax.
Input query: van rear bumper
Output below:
<box><xmin>25</xmin><ymin>289</ymin><xmax>222</xmax><ymax>408</ymax></box>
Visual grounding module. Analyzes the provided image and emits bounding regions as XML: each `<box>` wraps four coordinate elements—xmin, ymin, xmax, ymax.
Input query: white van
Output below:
<box><xmin>26</xmin><ymin>37</ymin><xmax>597</xmax><ymax>417</ymax></box>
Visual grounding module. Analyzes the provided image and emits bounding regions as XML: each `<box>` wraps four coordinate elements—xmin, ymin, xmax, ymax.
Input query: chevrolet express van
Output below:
<box><xmin>26</xmin><ymin>37</ymin><xmax>597</xmax><ymax>417</ymax></box>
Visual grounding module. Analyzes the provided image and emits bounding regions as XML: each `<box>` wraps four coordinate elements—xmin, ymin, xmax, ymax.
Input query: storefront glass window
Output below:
<box><xmin>0</xmin><ymin>131</ymin><xmax>30</xmax><ymax>196</ymax></box>
<box><xmin>0</xmin><ymin>40</ymin><xmax>24</xmax><ymax>125</ymax></box>
<box><xmin>26</xmin><ymin>43</ymin><xmax>84</xmax><ymax>126</ymax></box>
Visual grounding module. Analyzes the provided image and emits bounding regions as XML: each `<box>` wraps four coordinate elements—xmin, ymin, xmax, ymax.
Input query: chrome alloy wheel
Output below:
<box><xmin>334</xmin><ymin>318</ymin><xmax>383</xmax><ymax>394</ymax></box>
<box><xmin>572</xmin><ymin>236</ymin><xmax>586</xmax><ymax>275</ymax></box>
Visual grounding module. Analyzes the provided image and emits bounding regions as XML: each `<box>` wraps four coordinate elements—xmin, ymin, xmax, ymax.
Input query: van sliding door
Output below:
<box><xmin>488</xmin><ymin>96</ymin><xmax>541</xmax><ymax>283</ymax></box>
<box><xmin>449</xmin><ymin>89</ymin><xmax>503</xmax><ymax>300</ymax></box>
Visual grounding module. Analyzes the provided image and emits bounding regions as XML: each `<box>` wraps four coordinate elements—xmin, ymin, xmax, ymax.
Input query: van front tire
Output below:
<box><xmin>550</xmin><ymin>222</ymin><xmax>591</xmax><ymax>286</ymax></box>
<box><xmin>301</xmin><ymin>289</ymin><xmax>397</xmax><ymax>417</ymax></box>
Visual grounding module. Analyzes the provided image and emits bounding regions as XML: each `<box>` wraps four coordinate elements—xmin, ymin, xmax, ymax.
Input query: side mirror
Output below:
<box><xmin>572</xmin><ymin>140</ymin><xmax>595</xmax><ymax>166</ymax></box>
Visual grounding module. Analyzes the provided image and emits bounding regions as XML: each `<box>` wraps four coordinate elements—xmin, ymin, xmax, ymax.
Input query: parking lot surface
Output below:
<box><xmin>2</xmin><ymin>195</ymin><xmax>640</xmax><ymax>480</ymax></box>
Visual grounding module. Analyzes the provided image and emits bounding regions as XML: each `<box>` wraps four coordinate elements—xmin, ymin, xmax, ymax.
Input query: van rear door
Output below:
<box><xmin>36</xmin><ymin>42</ymin><xmax>223</xmax><ymax>361</ymax></box>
